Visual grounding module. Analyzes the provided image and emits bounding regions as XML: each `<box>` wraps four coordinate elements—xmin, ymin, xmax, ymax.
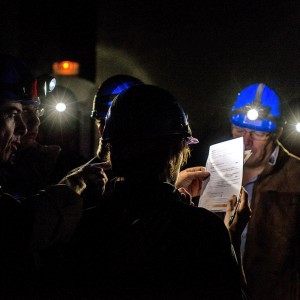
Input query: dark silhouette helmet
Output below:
<box><xmin>102</xmin><ymin>84</ymin><xmax>198</xmax><ymax>145</ymax></box>
<box><xmin>0</xmin><ymin>54</ymin><xmax>40</xmax><ymax>105</ymax></box>
<box><xmin>91</xmin><ymin>74</ymin><xmax>144</xmax><ymax>121</ymax></box>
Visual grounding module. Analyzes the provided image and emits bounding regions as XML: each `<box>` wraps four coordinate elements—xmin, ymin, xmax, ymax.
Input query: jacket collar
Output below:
<box><xmin>268</xmin><ymin>144</ymin><xmax>279</xmax><ymax>166</ymax></box>
<box><xmin>259</xmin><ymin>140</ymin><xmax>289</xmax><ymax>179</ymax></box>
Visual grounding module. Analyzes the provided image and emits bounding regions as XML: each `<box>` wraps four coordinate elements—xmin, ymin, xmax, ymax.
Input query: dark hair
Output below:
<box><xmin>107</xmin><ymin>135</ymin><xmax>190</xmax><ymax>182</ymax></box>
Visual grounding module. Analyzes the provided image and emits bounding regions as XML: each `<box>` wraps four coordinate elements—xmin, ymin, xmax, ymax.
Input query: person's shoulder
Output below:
<box><xmin>283</xmin><ymin>147</ymin><xmax>300</xmax><ymax>167</ymax></box>
<box><xmin>175</xmin><ymin>201</ymin><xmax>229</xmax><ymax>235</ymax></box>
<box><xmin>275</xmin><ymin>143</ymin><xmax>300</xmax><ymax>189</ymax></box>
<box><xmin>278</xmin><ymin>141</ymin><xmax>300</xmax><ymax>161</ymax></box>
<box><xmin>276</xmin><ymin>142</ymin><xmax>300</xmax><ymax>172</ymax></box>
<box><xmin>0</xmin><ymin>191</ymin><xmax>24</xmax><ymax>209</ymax></box>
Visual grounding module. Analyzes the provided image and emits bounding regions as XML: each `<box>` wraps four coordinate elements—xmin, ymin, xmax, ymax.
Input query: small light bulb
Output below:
<box><xmin>247</xmin><ymin>109</ymin><xmax>259</xmax><ymax>121</ymax></box>
<box><xmin>56</xmin><ymin>102</ymin><xmax>66</xmax><ymax>112</ymax></box>
<box><xmin>296</xmin><ymin>122</ymin><xmax>300</xmax><ymax>133</ymax></box>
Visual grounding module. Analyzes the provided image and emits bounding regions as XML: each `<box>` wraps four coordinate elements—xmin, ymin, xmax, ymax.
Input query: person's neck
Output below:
<box><xmin>242</xmin><ymin>164</ymin><xmax>265</xmax><ymax>185</ymax></box>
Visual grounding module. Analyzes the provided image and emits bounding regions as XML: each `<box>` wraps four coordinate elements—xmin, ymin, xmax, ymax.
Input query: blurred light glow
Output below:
<box><xmin>56</xmin><ymin>102</ymin><xmax>66</xmax><ymax>112</ymax></box>
<box><xmin>52</xmin><ymin>61</ymin><xmax>80</xmax><ymax>75</ymax></box>
<box><xmin>247</xmin><ymin>108</ymin><xmax>259</xmax><ymax>121</ymax></box>
<box><xmin>296</xmin><ymin>122</ymin><xmax>300</xmax><ymax>132</ymax></box>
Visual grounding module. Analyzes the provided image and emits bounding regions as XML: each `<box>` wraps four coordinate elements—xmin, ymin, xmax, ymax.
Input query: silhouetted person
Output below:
<box><xmin>62</xmin><ymin>84</ymin><xmax>248</xmax><ymax>299</ymax></box>
<box><xmin>60</xmin><ymin>74</ymin><xmax>144</xmax><ymax>208</ymax></box>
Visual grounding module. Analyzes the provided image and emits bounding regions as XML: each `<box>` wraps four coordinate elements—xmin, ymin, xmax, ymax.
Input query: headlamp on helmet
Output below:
<box><xmin>230</xmin><ymin>83</ymin><xmax>281</xmax><ymax>132</ymax></box>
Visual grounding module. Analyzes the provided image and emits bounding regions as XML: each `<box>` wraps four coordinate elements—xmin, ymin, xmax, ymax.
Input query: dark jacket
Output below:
<box><xmin>244</xmin><ymin>141</ymin><xmax>300</xmax><ymax>300</ymax></box>
<box><xmin>0</xmin><ymin>185</ymin><xmax>82</xmax><ymax>299</ymax></box>
<box><xmin>61</xmin><ymin>181</ymin><xmax>248</xmax><ymax>300</ymax></box>
<box><xmin>1</xmin><ymin>143</ymin><xmax>88</xmax><ymax>198</ymax></box>
<box><xmin>1</xmin><ymin>143</ymin><xmax>61</xmax><ymax>197</ymax></box>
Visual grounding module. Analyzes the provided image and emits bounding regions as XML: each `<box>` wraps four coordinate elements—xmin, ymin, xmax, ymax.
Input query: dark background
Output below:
<box><xmin>1</xmin><ymin>0</ymin><xmax>300</xmax><ymax>164</ymax></box>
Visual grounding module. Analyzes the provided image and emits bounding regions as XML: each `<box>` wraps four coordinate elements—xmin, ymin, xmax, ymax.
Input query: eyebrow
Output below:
<box><xmin>0</xmin><ymin>106</ymin><xmax>22</xmax><ymax>114</ymax></box>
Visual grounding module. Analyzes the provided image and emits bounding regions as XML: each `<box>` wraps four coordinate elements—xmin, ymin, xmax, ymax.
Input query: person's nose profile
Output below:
<box><xmin>242</xmin><ymin>134</ymin><xmax>252</xmax><ymax>149</ymax></box>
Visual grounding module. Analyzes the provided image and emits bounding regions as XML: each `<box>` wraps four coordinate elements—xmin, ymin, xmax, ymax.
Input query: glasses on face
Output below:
<box><xmin>22</xmin><ymin>105</ymin><xmax>45</xmax><ymax>118</ymax></box>
<box><xmin>232</xmin><ymin>125</ymin><xmax>270</xmax><ymax>141</ymax></box>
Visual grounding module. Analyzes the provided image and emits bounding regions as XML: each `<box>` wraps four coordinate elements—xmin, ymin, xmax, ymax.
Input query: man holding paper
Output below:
<box><xmin>229</xmin><ymin>83</ymin><xmax>300</xmax><ymax>300</ymax></box>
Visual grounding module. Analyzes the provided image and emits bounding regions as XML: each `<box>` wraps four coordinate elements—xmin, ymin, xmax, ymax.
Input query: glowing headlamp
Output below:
<box><xmin>232</xmin><ymin>102</ymin><xmax>272</xmax><ymax>121</ymax></box>
<box><xmin>246</xmin><ymin>108</ymin><xmax>259</xmax><ymax>120</ymax></box>
<box><xmin>245</xmin><ymin>102</ymin><xmax>271</xmax><ymax>120</ymax></box>
<box><xmin>55</xmin><ymin>102</ymin><xmax>66</xmax><ymax>112</ymax></box>
<box><xmin>230</xmin><ymin>102</ymin><xmax>280</xmax><ymax>132</ymax></box>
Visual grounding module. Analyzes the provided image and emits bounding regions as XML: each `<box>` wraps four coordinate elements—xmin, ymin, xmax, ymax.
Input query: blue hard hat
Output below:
<box><xmin>91</xmin><ymin>74</ymin><xmax>144</xmax><ymax>120</ymax></box>
<box><xmin>0</xmin><ymin>54</ymin><xmax>40</xmax><ymax>105</ymax></box>
<box><xmin>230</xmin><ymin>83</ymin><xmax>281</xmax><ymax>132</ymax></box>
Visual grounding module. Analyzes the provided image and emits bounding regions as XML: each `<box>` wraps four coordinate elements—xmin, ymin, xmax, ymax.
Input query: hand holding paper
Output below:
<box><xmin>198</xmin><ymin>137</ymin><xmax>249</xmax><ymax>212</ymax></box>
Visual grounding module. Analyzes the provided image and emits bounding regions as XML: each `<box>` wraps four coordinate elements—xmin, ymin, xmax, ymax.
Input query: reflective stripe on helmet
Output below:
<box><xmin>91</xmin><ymin>75</ymin><xmax>144</xmax><ymax>121</ymax></box>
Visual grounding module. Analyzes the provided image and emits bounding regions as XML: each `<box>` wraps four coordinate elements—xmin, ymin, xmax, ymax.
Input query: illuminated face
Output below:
<box><xmin>0</xmin><ymin>101</ymin><xmax>27</xmax><ymax>162</ymax></box>
<box><xmin>95</xmin><ymin>119</ymin><xmax>105</xmax><ymax>157</ymax></box>
<box><xmin>231</xmin><ymin>125</ymin><xmax>276</xmax><ymax>168</ymax></box>
<box><xmin>21</xmin><ymin>104</ymin><xmax>43</xmax><ymax>147</ymax></box>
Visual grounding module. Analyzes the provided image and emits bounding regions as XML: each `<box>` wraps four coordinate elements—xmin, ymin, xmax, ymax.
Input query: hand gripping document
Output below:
<box><xmin>198</xmin><ymin>137</ymin><xmax>252</xmax><ymax>212</ymax></box>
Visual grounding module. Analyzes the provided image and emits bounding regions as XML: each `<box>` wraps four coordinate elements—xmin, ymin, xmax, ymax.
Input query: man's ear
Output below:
<box><xmin>99</xmin><ymin>124</ymin><xmax>105</xmax><ymax>137</ymax></box>
<box><xmin>95</xmin><ymin>120</ymin><xmax>104</xmax><ymax>137</ymax></box>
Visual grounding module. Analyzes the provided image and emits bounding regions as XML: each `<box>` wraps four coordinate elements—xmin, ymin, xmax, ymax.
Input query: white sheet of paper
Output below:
<box><xmin>198</xmin><ymin>137</ymin><xmax>244</xmax><ymax>212</ymax></box>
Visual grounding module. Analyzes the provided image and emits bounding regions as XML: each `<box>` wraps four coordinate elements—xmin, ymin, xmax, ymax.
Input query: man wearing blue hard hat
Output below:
<box><xmin>230</xmin><ymin>83</ymin><xmax>300</xmax><ymax>300</ymax></box>
<box><xmin>91</xmin><ymin>74</ymin><xmax>144</xmax><ymax>160</ymax></box>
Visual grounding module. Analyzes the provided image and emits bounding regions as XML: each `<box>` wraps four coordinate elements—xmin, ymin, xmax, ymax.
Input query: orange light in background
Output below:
<box><xmin>52</xmin><ymin>61</ymin><xmax>80</xmax><ymax>75</ymax></box>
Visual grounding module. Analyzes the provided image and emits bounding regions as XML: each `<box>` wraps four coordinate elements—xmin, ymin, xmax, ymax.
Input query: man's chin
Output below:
<box><xmin>244</xmin><ymin>155</ymin><xmax>255</xmax><ymax>166</ymax></box>
<box><xmin>244</xmin><ymin>158</ymin><xmax>261</xmax><ymax>169</ymax></box>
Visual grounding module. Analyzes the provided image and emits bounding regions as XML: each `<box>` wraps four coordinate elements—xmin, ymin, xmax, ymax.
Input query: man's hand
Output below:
<box><xmin>224</xmin><ymin>188</ymin><xmax>251</xmax><ymax>235</ymax></box>
<box><xmin>177</xmin><ymin>187</ymin><xmax>194</xmax><ymax>206</ymax></box>
<box><xmin>224</xmin><ymin>188</ymin><xmax>251</xmax><ymax>279</ymax></box>
<box><xmin>59</xmin><ymin>163</ymin><xmax>108</xmax><ymax>196</ymax></box>
<box><xmin>175</xmin><ymin>166</ymin><xmax>210</xmax><ymax>197</ymax></box>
